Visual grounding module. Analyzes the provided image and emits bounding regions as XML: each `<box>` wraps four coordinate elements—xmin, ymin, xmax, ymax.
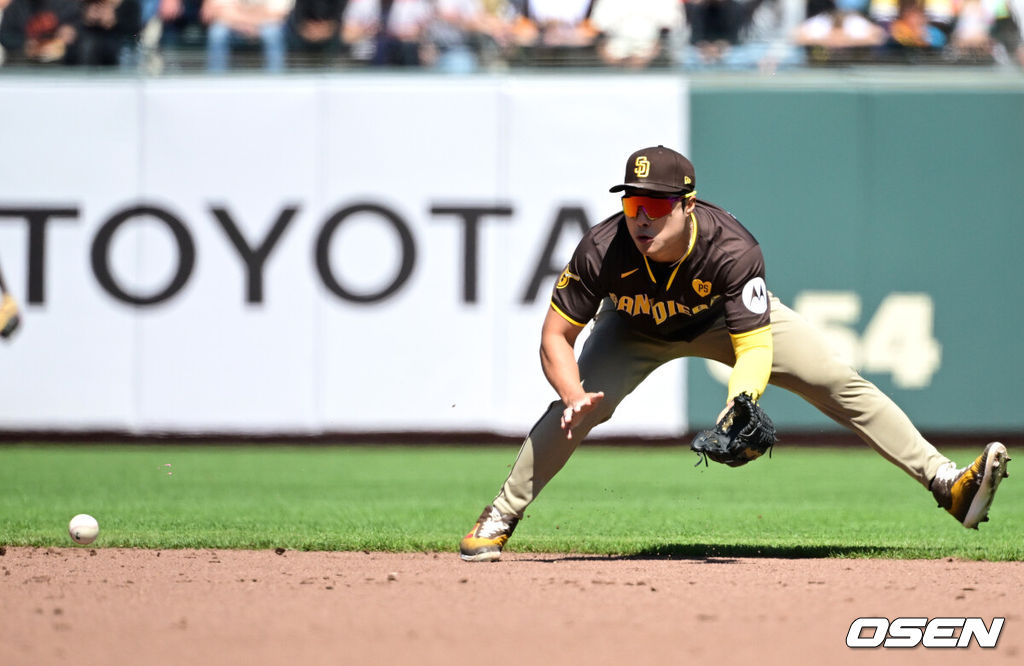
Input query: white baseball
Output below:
<box><xmin>68</xmin><ymin>514</ymin><xmax>99</xmax><ymax>545</ymax></box>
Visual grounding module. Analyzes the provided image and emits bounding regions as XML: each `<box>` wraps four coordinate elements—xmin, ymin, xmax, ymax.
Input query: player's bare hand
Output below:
<box><xmin>560</xmin><ymin>392</ymin><xmax>605</xmax><ymax>439</ymax></box>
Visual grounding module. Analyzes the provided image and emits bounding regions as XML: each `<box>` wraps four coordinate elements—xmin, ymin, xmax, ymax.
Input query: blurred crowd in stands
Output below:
<box><xmin>1</xmin><ymin>0</ymin><xmax>1022</xmax><ymax>71</ymax></box>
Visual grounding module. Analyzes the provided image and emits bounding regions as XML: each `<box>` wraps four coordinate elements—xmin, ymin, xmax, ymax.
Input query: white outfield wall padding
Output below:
<box><xmin>0</xmin><ymin>75</ymin><xmax>689</xmax><ymax>437</ymax></box>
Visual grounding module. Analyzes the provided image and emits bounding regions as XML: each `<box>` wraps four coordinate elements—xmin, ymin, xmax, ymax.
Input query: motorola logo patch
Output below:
<box><xmin>742</xmin><ymin>277</ymin><xmax>768</xmax><ymax>314</ymax></box>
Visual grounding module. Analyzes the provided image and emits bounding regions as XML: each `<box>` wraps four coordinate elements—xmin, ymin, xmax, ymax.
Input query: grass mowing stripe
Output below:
<box><xmin>0</xmin><ymin>444</ymin><xmax>1019</xmax><ymax>560</ymax></box>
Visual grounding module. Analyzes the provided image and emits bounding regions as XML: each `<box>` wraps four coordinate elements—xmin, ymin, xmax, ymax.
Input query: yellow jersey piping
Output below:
<box><xmin>642</xmin><ymin>256</ymin><xmax>656</xmax><ymax>282</ymax></box>
<box><xmin>550</xmin><ymin>301</ymin><xmax>586</xmax><ymax>327</ymax></box>
<box><xmin>666</xmin><ymin>212</ymin><xmax>698</xmax><ymax>290</ymax></box>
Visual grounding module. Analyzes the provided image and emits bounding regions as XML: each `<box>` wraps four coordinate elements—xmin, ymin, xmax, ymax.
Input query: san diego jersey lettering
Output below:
<box><xmin>551</xmin><ymin>200</ymin><xmax>770</xmax><ymax>341</ymax></box>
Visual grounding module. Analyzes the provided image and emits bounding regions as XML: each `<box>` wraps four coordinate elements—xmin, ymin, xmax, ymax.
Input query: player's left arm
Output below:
<box><xmin>714</xmin><ymin>324</ymin><xmax>772</xmax><ymax>423</ymax></box>
<box><xmin>720</xmin><ymin>244</ymin><xmax>773</xmax><ymax>408</ymax></box>
<box><xmin>727</xmin><ymin>325</ymin><xmax>772</xmax><ymax>402</ymax></box>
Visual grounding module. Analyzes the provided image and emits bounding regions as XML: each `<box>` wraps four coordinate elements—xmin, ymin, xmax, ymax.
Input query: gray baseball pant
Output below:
<box><xmin>492</xmin><ymin>295</ymin><xmax>950</xmax><ymax>518</ymax></box>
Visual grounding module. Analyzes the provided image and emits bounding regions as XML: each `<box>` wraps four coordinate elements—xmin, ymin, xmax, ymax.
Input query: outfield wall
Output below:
<box><xmin>0</xmin><ymin>75</ymin><xmax>689</xmax><ymax>436</ymax></box>
<box><xmin>1</xmin><ymin>73</ymin><xmax>1022</xmax><ymax>438</ymax></box>
<box><xmin>687</xmin><ymin>77</ymin><xmax>1024</xmax><ymax>434</ymax></box>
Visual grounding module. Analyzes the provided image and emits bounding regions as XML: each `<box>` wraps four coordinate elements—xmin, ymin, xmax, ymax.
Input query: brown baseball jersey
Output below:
<box><xmin>551</xmin><ymin>199</ymin><xmax>770</xmax><ymax>342</ymax></box>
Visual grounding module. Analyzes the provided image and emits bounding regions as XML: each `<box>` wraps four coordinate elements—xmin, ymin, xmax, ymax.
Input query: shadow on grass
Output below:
<box><xmin>523</xmin><ymin>543</ymin><xmax>899</xmax><ymax>562</ymax></box>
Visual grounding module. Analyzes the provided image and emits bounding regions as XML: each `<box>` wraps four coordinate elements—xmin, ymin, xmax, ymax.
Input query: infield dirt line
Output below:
<box><xmin>1</xmin><ymin>548</ymin><xmax>1020</xmax><ymax>666</ymax></box>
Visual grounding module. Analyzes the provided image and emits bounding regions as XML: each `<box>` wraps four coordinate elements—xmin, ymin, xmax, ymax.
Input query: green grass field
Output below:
<box><xmin>0</xmin><ymin>444</ymin><xmax>1020</xmax><ymax>560</ymax></box>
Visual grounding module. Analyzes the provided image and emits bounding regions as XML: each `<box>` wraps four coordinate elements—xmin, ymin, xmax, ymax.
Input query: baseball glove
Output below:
<box><xmin>690</xmin><ymin>393</ymin><xmax>776</xmax><ymax>467</ymax></box>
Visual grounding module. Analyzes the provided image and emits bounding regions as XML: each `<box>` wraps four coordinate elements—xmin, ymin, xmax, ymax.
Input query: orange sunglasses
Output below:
<box><xmin>621</xmin><ymin>193</ymin><xmax>693</xmax><ymax>219</ymax></box>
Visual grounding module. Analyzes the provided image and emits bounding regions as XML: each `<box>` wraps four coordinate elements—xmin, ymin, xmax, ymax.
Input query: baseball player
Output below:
<box><xmin>459</xmin><ymin>145</ymin><xmax>1010</xmax><ymax>562</ymax></box>
<box><xmin>0</xmin><ymin>261</ymin><xmax>20</xmax><ymax>340</ymax></box>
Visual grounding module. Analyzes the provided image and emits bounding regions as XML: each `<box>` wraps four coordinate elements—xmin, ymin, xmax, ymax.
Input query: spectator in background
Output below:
<box><xmin>157</xmin><ymin>0</ymin><xmax>204</xmax><ymax>48</ymax></box>
<box><xmin>685</xmin><ymin>0</ymin><xmax>809</xmax><ymax>70</ymax></box>
<box><xmin>868</xmin><ymin>0</ymin><xmax>901</xmax><ymax>23</ymax></box>
<box><xmin>134</xmin><ymin>0</ymin><xmax>163</xmax><ymax>70</ymax></box>
<box><xmin>793</xmin><ymin>0</ymin><xmax>886</xmax><ymax>56</ymax></box>
<box><xmin>684</xmin><ymin>0</ymin><xmax>746</xmax><ymax>66</ymax></box>
<box><xmin>993</xmin><ymin>0</ymin><xmax>1024</xmax><ymax>66</ymax></box>
<box><xmin>0</xmin><ymin>0</ymin><xmax>10</xmax><ymax>64</ymax></box>
<box><xmin>806</xmin><ymin>0</ymin><xmax>833</xmax><ymax>16</ymax></box>
<box><xmin>869</xmin><ymin>0</ymin><xmax>954</xmax><ymax>37</ymax></box>
<box><xmin>921</xmin><ymin>0</ymin><xmax>956</xmax><ymax>37</ymax></box>
<box><xmin>0</xmin><ymin>0</ymin><xmax>79</xmax><ymax>63</ymax></box>
<box><xmin>738</xmin><ymin>0</ymin><xmax>809</xmax><ymax>70</ymax></box>
<box><xmin>202</xmin><ymin>0</ymin><xmax>294</xmax><ymax>71</ymax></box>
<box><xmin>342</xmin><ymin>0</ymin><xmax>433</xmax><ymax>65</ymax></box>
<box><xmin>288</xmin><ymin>0</ymin><xmax>347</xmax><ymax>63</ymax></box>
<box><xmin>134</xmin><ymin>0</ymin><xmax>205</xmax><ymax>72</ymax></box>
<box><xmin>885</xmin><ymin>0</ymin><xmax>947</xmax><ymax>51</ymax></box>
<box><xmin>470</xmin><ymin>0</ymin><xmax>537</xmax><ymax>64</ymax></box>
<box><xmin>75</xmin><ymin>0</ymin><xmax>141</xmax><ymax>65</ymax></box>
<box><xmin>950</xmin><ymin>0</ymin><xmax>995</xmax><ymax>58</ymax></box>
<box><xmin>524</xmin><ymin>0</ymin><xmax>596</xmax><ymax>47</ymax></box>
<box><xmin>588</xmin><ymin>0</ymin><xmax>682</xmax><ymax>68</ymax></box>
<box><xmin>423</xmin><ymin>0</ymin><xmax>488</xmax><ymax>72</ymax></box>
<box><xmin>480</xmin><ymin>0</ymin><xmax>536</xmax><ymax>45</ymax></box>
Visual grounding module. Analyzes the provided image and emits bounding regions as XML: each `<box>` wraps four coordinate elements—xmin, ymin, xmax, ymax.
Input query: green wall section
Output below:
<box><xmin>688</xmin><ymin>84</ymin><xmax>1024</xmax><ymax>433</ymax></box>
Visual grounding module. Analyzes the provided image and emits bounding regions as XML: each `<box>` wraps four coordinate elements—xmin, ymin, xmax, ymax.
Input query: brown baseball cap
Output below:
<box><xmin>609</xmin><ymin>145</ymin><xmax>695</xmax><ymax>194</ymax></box>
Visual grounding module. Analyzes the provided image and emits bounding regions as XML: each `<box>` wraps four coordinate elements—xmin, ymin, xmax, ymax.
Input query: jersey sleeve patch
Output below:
<box><xmin>741</xmin><ymin>277</ymin><xmax>768</xmax><ymax>314</ymax></box>
<box><xmin>556</xmin><ymin>266</ymin><xmax>581</xmax><ymax>289</ymax></box>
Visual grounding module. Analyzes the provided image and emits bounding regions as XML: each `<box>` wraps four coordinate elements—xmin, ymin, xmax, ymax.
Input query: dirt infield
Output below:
<box><xmin>1</xmin><ymin>547</ymin><xmax>1020</xmax><ymax>666</ymax></box>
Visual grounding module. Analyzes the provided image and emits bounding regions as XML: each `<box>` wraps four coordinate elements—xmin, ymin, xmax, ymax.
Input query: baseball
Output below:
<box><xmin>68</xmin><ymin>513</ymin><xmax>99</xmax><ymax>545</ymax></box>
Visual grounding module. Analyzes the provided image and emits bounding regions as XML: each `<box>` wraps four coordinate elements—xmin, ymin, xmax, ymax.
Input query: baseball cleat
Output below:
<box><xmin>459</xmin><ymin>505</ymin><xmax>519</xmax><ymax>562</ymax></box>
<box><xmin>930</xmin><ymin>442</ymin><xmax>1009</xmax><ymax>529</ymax></box>
<box><xmin>0</xmin><ymin>293</ymin><xmax>20</xmax><ymax>340</ymax></box>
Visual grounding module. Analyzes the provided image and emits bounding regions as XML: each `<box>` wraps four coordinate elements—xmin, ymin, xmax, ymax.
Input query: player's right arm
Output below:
<box><xmin>543</xmin><ymin>223</ymin><xmax>614</xmax><ymax>438</ymax></box>
<box><xmin>539</xmin><ymin>307</ymin><xmax>604</xmax><ymax>439</ymax></box>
